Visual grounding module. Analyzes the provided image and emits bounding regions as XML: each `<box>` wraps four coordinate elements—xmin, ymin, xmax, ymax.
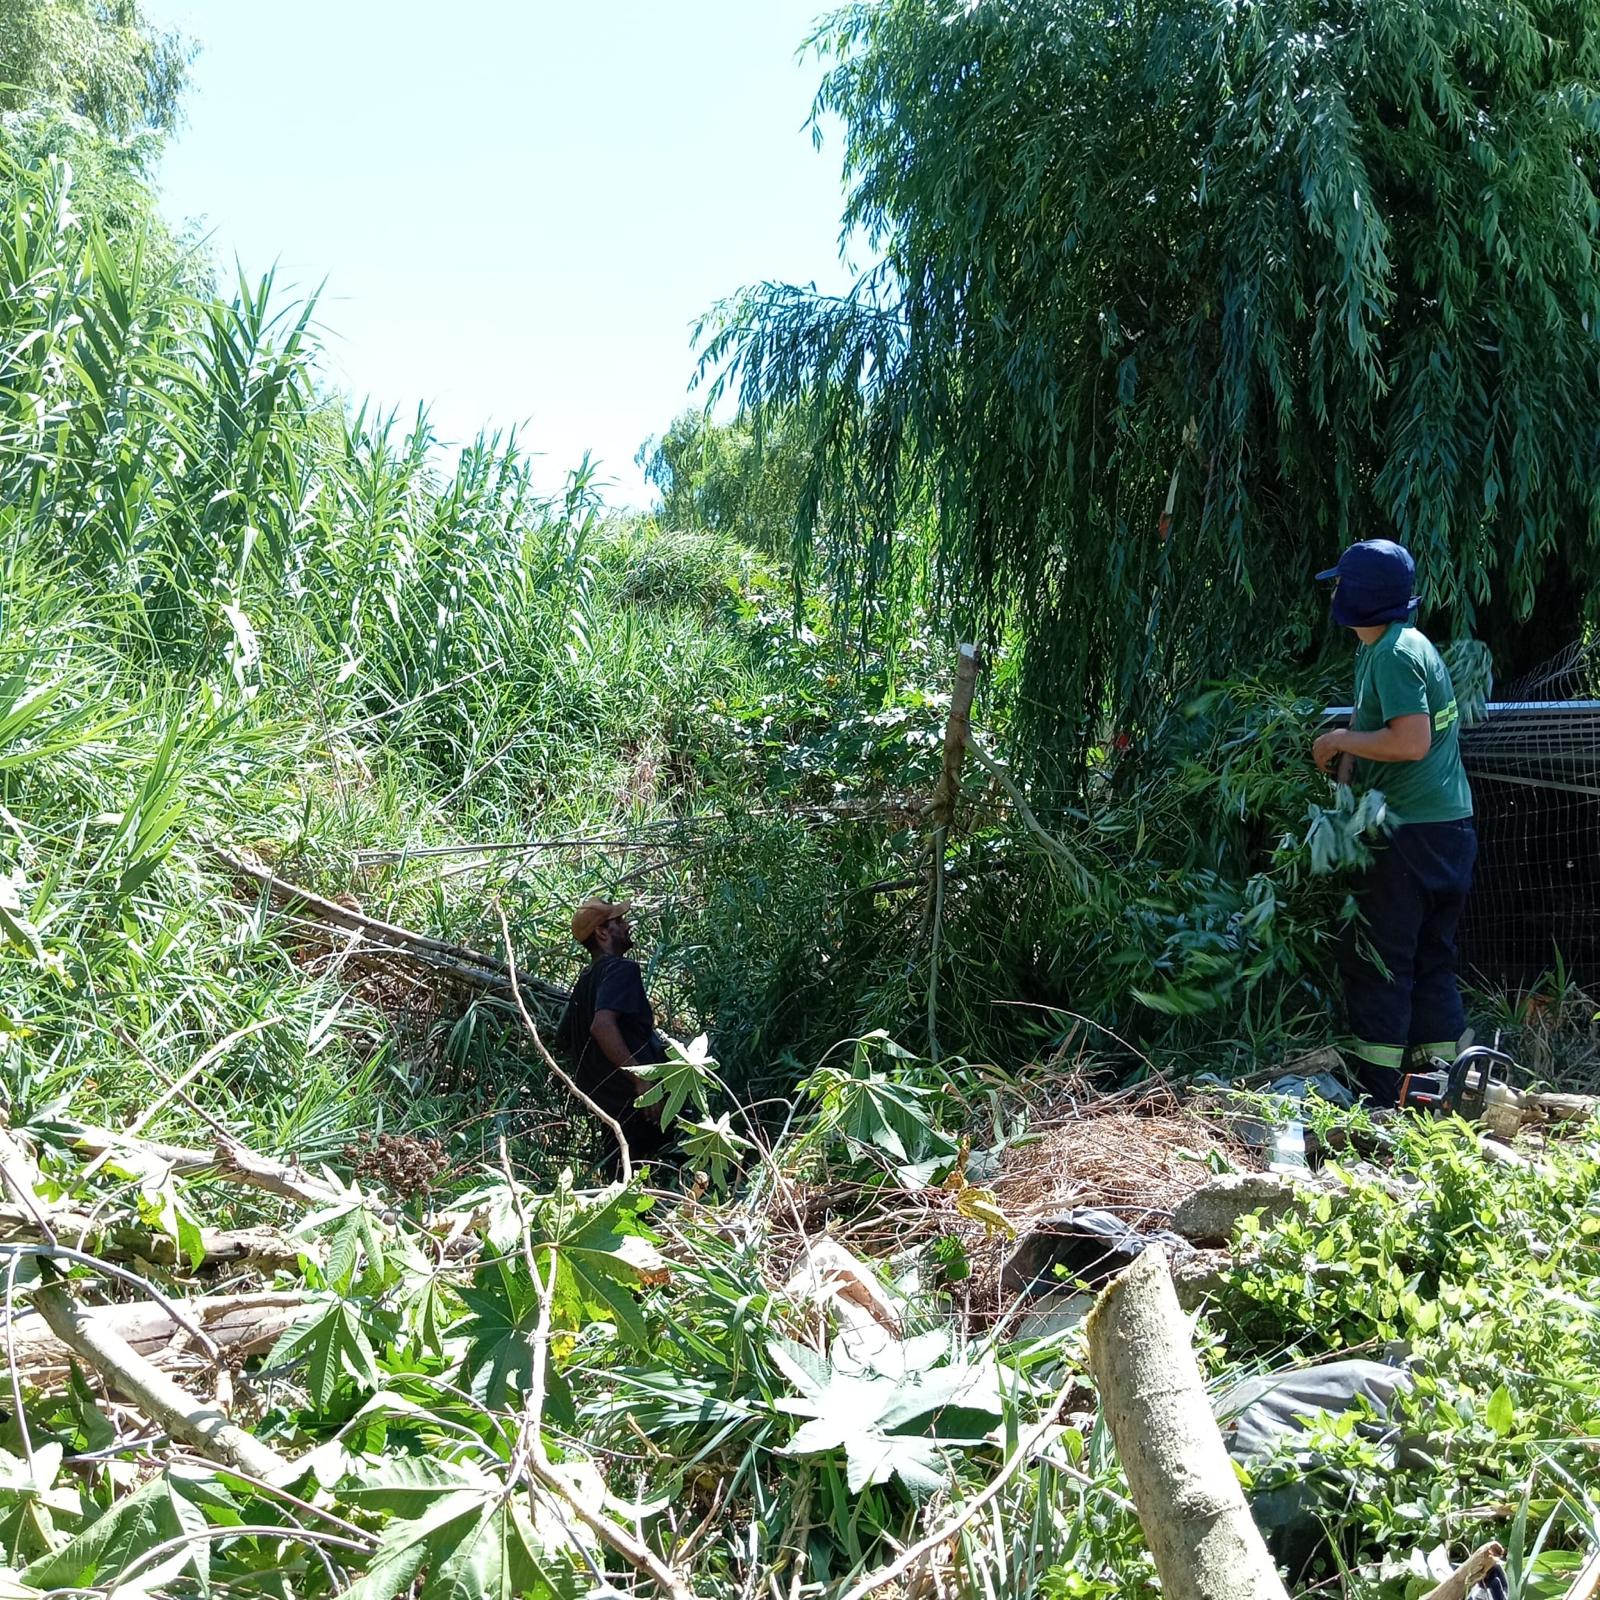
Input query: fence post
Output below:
<box><xmin>930</xmin><ymin>643</ymin><xmax>982</xmax><ymax>830</ymax></box>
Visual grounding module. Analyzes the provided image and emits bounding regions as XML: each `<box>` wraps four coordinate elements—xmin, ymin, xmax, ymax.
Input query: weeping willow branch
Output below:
<box><xmin>965</xmin><ymin>734</ymin><xmax>1093</xmax><ymax>893</ymax></box>
<box><xmin>701</xmin><ymin>0</ymin><xmax>1600</xmax><ymax>768</ymax></box>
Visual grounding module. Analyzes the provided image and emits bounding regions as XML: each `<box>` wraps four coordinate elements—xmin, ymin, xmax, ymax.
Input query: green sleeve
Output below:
<box><xmin>1374</xmin><ymin>647</ymin><xmax>1428</xmax><ymax>722</ymax></box>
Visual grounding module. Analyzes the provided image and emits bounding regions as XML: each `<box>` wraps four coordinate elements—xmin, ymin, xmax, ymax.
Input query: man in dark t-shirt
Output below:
<box><xmin>554</xmin><ymin>899</ymin><xmax>668</xmax><ymax>1172</ymax></box>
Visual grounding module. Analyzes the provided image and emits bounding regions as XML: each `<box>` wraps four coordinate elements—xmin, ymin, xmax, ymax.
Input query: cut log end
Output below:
<box><xmin>1087</xmin><ymin>1247</ymin><xmax>1290</xmax><ymax>1600</ymax></box>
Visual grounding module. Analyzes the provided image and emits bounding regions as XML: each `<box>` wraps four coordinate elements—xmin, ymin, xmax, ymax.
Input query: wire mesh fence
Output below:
<box><xmin>1455</xmin><ymin>641</ymin><xmax>1600</xmax><ymax>992</ymax></box>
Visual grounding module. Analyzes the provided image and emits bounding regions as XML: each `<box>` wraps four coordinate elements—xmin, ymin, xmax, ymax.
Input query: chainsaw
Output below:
<box><xmin>1396</xmin><ymin>1042</ymin><xmax>1526</xmax><ymax>1133</ymax></box>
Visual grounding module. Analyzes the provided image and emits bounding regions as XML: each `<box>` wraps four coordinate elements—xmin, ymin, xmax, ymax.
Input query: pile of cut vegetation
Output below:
<box><xmin>3</xmin><ymin>1025</ymin><xmax>1599</xmax><ymax>1599</ymax></box>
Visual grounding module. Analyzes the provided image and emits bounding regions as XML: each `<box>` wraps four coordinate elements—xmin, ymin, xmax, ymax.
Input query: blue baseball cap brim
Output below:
<box><xmin>1331</xmin><ymin>589</ymin><xmax>1419</xmax><ymax>628</ymax></box>
<box><xmin>1314</xmin><ymin>565</ymin><xmax>1340</xmax><ymax>581</ymax></box>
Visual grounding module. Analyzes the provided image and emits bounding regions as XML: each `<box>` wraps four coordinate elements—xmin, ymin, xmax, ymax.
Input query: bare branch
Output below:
<box><xmin>495</xmin><ymin>904</ymin><xmax>632</xmax><ymax>1187</ymax></box>
<box><xmin>28</xmin><ymin>1268</ymin><xmax>289</xmax><ymax>1478</ymax></box>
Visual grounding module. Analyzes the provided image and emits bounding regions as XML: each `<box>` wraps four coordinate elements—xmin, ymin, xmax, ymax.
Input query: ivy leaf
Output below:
<box><xmin>953</xmin><ymin>1183</ymin><xmax>1017</xmax><ymax>1238</ymax></box>
<box><xmin>132</xmin><ymin>1173</ymin><xmax>206</xmax><ymax>1272</ymax></box>
<box><xmin>269</xmin><ymin>1297</ymin><xmax>382</xmax><ymax>1411</ymax></box>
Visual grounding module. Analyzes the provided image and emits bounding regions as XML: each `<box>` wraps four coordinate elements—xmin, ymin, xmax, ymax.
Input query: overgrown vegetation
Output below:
<box><xmin>6</xmin><ymin>1029</ymin><xmax>1600</xmax><ymax>1599</ymax></box>
<box><xmin>2</xmin><ymin>0</ymin><xmax>1598</xmax><ymax>1595</ymax></box>
<box><xmin>704</xmin><ymin>0</ymin><xmax>1600</xmax><ymax>771</ymax></box>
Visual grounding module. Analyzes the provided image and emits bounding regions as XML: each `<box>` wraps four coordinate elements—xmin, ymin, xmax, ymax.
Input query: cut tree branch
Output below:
<box><xmin>60</xmin><ymin>1122</ymin><xmax>341</xmax><ymax>1208</ymax></box>
<box><xmin>0</xmin><ymin>1205</ymin><xmax>308</xmax><ymax>1271</ymax></box>
<box><xmin>965</xmin><ymin>733</ymin><xmax>1092</xmax><ymax>892</ymax></box>
<box><xmin>214</xmin><ymin>846</ymin><xmax>570</xmax><ymax>1005</ymax></box>
<box><xmin>29</xmin><ymin>1272</ymin><xmax>289</xmax><ymax>1478</ymax></box>
<box><xmin>1086</xmin><ymin>1248</ymin><xmax>1289</xmax><ymax>1600</ymax></box>
<box><xmin>6</xmin><ymin>1291</ymin><xmax>307</xmax><ymax>1385</ymax></box>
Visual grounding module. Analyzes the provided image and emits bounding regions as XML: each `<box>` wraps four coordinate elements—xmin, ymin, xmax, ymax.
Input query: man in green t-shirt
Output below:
<box><xmin>1310</xmin><ymin>539</ymin><xmax>1477</xmax><ymax>1106</ymax></box>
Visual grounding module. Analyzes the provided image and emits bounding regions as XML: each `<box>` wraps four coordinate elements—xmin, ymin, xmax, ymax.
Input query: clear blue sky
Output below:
<box><xmin>148</xmin><ymin>1</ymin><xmax>860</xmax><ymax>505</ymax></box>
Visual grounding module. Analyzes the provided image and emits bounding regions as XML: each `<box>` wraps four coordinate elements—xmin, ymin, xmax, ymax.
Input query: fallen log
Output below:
<box><xmin>0</xmin><ymin>1206</ymin><xmax>307</xmax><ymax>1271</ymax></box>
<box><xmin>60</xmin><ymin>1123</ymin><xmax>340</xmax><ymax>1208</ymax></box>
<box><xmin>1086</xmin><ymin>1247</ymin><xmax>1289</xmax><ymax>1600</ymax></box>
<box><xmin>30</xmin><ymin>1278</ymin><xmax>289</xmax><ymax>1477</ymax></box>
<box><xmin>213</xmin><ymin>846</ymin><xmax>570</xmax><ymax>1006</ymax></box>
<box><xmin>6</xmin><ymin>1291</ymin><xmax>306</xmax><ymax>1387</ymax></box>
<box><xmin>1527</xmin><ymin>1091</ymin><xmax>1597</xmax><ymax>1125</ymax></box>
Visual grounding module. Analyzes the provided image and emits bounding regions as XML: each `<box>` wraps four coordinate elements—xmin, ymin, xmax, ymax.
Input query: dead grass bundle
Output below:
<box><xmin>987</xmin><ymin>1077</ymin><xmax>1261</xmax><ymax>1234</ymax></box>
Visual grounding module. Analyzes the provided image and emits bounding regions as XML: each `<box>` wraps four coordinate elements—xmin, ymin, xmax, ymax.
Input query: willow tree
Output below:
<box><xmin>0</xmin><ymin>0</ymin><xmax>189</xmax><ymax>136</ymax></box>
<box><xmin>702</xmin><ymin>0</ymin><xmax>1600</xmax><ymax>770</ymax></box>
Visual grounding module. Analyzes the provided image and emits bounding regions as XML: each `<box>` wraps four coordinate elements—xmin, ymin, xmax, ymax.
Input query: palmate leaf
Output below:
<box><xmin>771</xmin><ymin>1333</ymin><xmax>1005</xmax><ymax>1500</ymax></box>
<box><xmin>456</xmin><ymin>1180</ymin><xmax>665</xmax><ymax>1406</ymax></box>
<box><xmin>292</xmin><ymin>1179</ymin><xmax>389</xmax><ymax>1293</ymax></box>
<box><xmin>534</xmin><ymin>1182</ymin><xmax>667</xmax><ymax>1349</ymax></box>
<box><xmin>336</xmin><ymin>1452</ymin><xmax>485</xmax><ymax>1513</ymax></box>
<box><xmin>391</xmin><ymin>1237</ymin><xmax>455</xmax><ymax>1355</ymax></box>
<box><xmin>338</xmin><ymin>1489</ymin><xmax>482</xmax><ymax>1600</ymax></box>
<box><xmin>429</xmin><ymin>1500</ymin><xmax>581</xmax><ymax>1600</ymax></box>
<box><xmin>0</xmin><ymin>1444</ymin><xmax>81</xmax><ymax>1564</ymax></box>
<box><xmin>456</xmin><ymin>1266</ymin><xmax>539</xmax><ymax>1408</ymax></box>
<box><xmin>268</xmin><ymin>1297</ymin><xmax>382</xmax><ymax>1412</ymax></box>
<box><xmin>19</xmin><ymin>1468</ymin><xmax>234</xmax><ymax>1592</ymax></box>
<box><xmin>340</xmin><ymin>1488</ymin><xmax>581</xmax><ymax>1600</ymax></box>
<box><xmin>840</xmin><ymin>1430</ymin><xmax>947</xmax><ymax>1498</ymax></box>
<box><xmin>632</xmin><ymin>1032</ymin><xmax>716</xmax><ymax>1129</ymax></box>
<box><xmin>677</xmin><ymin>1111</ymin><xmax>751</xmax><ymax>1191</ymax></box>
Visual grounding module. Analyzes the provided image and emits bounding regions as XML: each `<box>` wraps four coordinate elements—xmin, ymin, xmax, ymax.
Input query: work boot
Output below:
<box><xmin>1343</xmin><ymin>1051</ymin><xmax>1403</xmax><ymax>1109</ymax></box>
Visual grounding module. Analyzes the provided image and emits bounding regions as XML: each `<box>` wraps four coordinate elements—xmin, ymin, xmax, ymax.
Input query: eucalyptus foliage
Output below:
<box><xmin>705</xmin><ymin>0</ymin><xmax>1600</xmax><ymax>769</ymax></box>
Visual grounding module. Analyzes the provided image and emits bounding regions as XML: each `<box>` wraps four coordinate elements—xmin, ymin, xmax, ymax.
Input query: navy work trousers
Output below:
<box><xmin>1338</xmin><ymin>818</ymin><xmax>1477</xmax><ymax>1106</ymax></box>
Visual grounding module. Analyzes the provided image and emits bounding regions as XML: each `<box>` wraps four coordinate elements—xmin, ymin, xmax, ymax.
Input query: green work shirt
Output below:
<box><xmin>1350</xmin><ymin>623</ymin><xmax>1473</xmax><ymax>825</ymax></box>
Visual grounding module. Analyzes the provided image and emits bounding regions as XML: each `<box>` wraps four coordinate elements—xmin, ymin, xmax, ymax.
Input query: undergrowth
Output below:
<box><xmin>3</xmin><ymin>1029</ymin><xmax>1599</xmax><ymax>1598</ymax></box>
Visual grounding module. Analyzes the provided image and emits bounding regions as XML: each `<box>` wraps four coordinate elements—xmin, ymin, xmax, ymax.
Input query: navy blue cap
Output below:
<box><xmin>1315</xmin><ymin>539</ymin><xmax>1419</xmax><ymax>628</ymax></box>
